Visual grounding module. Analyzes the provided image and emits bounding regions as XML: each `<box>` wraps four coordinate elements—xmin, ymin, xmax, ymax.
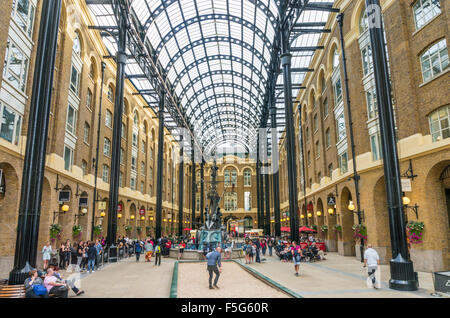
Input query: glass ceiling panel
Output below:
<box><xmin>87</xmin><ymin>0</ymin><xmax>335</xmax><ymax>152</ymax></box>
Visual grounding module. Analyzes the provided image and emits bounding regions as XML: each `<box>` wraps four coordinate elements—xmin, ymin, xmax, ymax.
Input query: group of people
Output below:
<box><xmin>242</xmin><ymin>237</ymin><xmax>274</xmax><ymax>264</ymax></box>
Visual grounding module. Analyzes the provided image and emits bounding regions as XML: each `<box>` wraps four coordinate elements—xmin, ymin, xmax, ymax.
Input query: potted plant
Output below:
<box><xmin>334</xmin><ymin>224</ymin><xmax>342</xmax><ymax>232</ymax></box>
<box><xmin>406</xmin><ymin>221</ymin><xmax>424</xmax><ymax>244</ymax></box>
<box><xmin>321</xmin><ymin>224</ymin><xmax>328</xmax><ymax>232</ymax></box>
<box><xmin>352</xmin><ymin>224</ymin><xmax>367</xmax><ymax>241</ymax></box>
<box><xmin>136</xmin><ymin>226</ymin><xmax>142</xmax><ymax>234</ymax></box>
<box><xmin>93</xmin><ymin>225</ymin><xmax>102</xmax><ymax>237</ymax></box>
<box><xmin>72</xmin><ymin>225</ymin><xmax>82</xmax><ymax>239</ymax></box>
<box><xmin>125</xmin><ymin>225</ymin><xmax>132</xmax><ymax>233</ymax></box>
<box><xmin>50</xmin><ymin>224</ymin><xmax>62</xmax><ymax>242</ymax></box>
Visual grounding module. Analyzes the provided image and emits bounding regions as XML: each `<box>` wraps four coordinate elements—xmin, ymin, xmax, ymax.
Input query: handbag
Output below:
<box><xmin>33</xmin><ymin>284</ymin><xmax>47</xmax><ymax>296</ymax></box>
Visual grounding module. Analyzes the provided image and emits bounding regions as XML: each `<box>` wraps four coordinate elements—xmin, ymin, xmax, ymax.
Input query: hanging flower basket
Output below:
<box><xmin>93</xmin><ymin>225</ymin><xmax>102</xmax><ymax>237</ymax></box>
<box><xmin>321</xmin><ymin>224</ymin><xmax>328</xmax><ymax>232</ymax></box>
<box><xmin>406</xmin><ymin>221</ymin><xmax>424</xmax><ymax>244</ymax></box>
<box><xmin>311</xmin><ymin>224</ymin><xmax>318</xmax><ymax>231</ymax></box>
<box><xmin>125</xmin><ymin>225</ymin><xmax>132</xmax><ymax>233</ymax></box>
<box><xmin>352</xmin><ymin>224</ymin><xmax>367</xmax><ymax>241</ymax></box>
<box><xmin>72</xmin><ymin>225</ymin><xmax>82</xmax><ymax>238</ymax></box>
<box><xmin>145</xmin><ymin>226</ymin><xmax>151</xmax><ymax>235</ymax></box>
<box><xmin>334</xmin><ymin>224</ymin><xmax>342</xmax><ymax>232</ymax></box>
<box><xmin>50</xmin><ymin>224</ymin><xmax>62</xmax><ymax>242</ymax></box>
<box><xmin>136</xmin><ymin>226</ymin><xmax>142</xmax><ymax>233</ymax></box>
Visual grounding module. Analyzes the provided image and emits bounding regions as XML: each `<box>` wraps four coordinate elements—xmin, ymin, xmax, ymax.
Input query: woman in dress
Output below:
<box><xmin>41</xmin><ymin>242</ymin><xmax>52</xmax><ymax>270</ymax></box>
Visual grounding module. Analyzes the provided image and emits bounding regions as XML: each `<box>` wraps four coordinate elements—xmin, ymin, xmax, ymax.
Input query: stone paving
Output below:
<box><xmin>59</xmin><ymin>252</ymin><xmax>446</xmax><ymax>298</ymax></box>
<box><xmin>244</xmin><ymin>252</ymin><xmax>440</xmax><ymax>298</ymax></box>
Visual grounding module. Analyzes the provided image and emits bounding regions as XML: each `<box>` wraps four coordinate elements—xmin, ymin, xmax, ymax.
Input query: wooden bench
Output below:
<box><xmin>0</xmin><ymin>285</ymin><xmax>26</xmax><ymax>298</ymax></box>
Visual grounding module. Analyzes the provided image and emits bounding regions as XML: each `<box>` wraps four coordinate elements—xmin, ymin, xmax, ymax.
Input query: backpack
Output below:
<box><xmin>155</xmin><ymin>245</ymin><xmax>161</xmax><ymax>254</ymax></box>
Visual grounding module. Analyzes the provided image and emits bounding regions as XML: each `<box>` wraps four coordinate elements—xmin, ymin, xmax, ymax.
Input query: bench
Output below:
<box><xmin>0</xmin><ymin>285</ymin><xmax>26</xmax><ymax>298</ymax></box>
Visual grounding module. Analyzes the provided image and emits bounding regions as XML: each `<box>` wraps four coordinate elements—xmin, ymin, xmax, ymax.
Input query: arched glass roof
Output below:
<box><xmin>86</xmin><ymin>0</ymin><xmax>335</xmax><ymax>155</ymax></box>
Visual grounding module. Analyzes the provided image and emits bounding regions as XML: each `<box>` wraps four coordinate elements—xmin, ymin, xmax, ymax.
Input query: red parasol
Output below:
<box><xmin>298</xmin><ymin>226</ymin><xmax>317</xmax><ymax>233</ymax></box>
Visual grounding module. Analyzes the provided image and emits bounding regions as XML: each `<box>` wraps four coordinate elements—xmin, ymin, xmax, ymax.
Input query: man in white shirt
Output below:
<box><xmin>363</xmin><ymin>244</ymin><xmax>380</xmax><ymax>289</ymax></box>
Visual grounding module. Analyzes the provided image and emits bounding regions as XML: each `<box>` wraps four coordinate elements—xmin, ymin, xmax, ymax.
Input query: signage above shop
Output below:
<box><xmin>327</xmin><ymin>196</ymin><xmax>336</xmax><ymax>206</ymax></box>
<box><xmin>98</xmin><ymin>201</ymin><xmax>106</xmax><ymax>210</ymax></box>
<box><xmin>401</xmin><ymin>178</ymin><xmax>412</xmax><ymax>192</ymax></box>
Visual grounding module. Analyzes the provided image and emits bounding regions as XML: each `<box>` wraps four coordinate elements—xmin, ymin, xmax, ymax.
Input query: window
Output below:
<box><xmin>333</xmin><ymin>77</ymin><xmax>343</xmax><ymax>105</ymax></box>
<box><xmin>307</xmin><ymin>151</ymin><xmax>311</xmax><ymax>166</ymax></box>
<box><xmin>131</xmin><ymin>156</ymin><xmax>137</xmax><ymax>171</ymax></box>
<box><xmin>328</xmin><ymin>163</ymin><xmax>333</xmax><ymax>178</ymax></box>
<box><xmin>86</xmin><ymin>89</ymin><xmax>93</xmax><ymax>110</ymax></box>
<box><xmin>149</xmin><ymin>167</ymin><xmax>153</xmax><ymax>181</ymax></box>
<box><xmin>130</xmin><ymin>176</ymin><xmax>136</xmax><ymax>190</ymax></box>
<box><xmin>321</xmin><ymin>76</ymin><xmax>326</xmax><ymax>93</ymax></box>
<box><xmin>141</xmin><ymin>162</ymin><xmax>145</xmax><ymax>176</ymax></box>
<box><xmin>11</xmin><ymin>0</ymin><xmax>36</xmax><ymax>37</ymax></box>
<box><xmin>66</xmin><ymin>104</ymin><xmax>77</xmax><ymax>134</ymax></box>
<box><xmin>231</xmin><ymin>169</ymin><xmax>237</xmax><ymax>186</ymax></box>
<box><xmin>429</xmin><ymin>105</ymin><xmax>450</xmax><ymax>141</ymax></box>
<box><xmin>244</xmin><ymin>191</ymin><xmax>251</xmax><ymax>211</ymax></box>
<box><xmin>370</xmin><ymin>133</ymin><xmax>382</xmax><ymax>161</ymax></box>
<box><xmin>140</xmin><ymin>181</ymin><xmax>145</xmax><ymax>194</ymax></box>
<box><xmin>120</xmin><ymin>148</ymin><xmax>124</xmax><ymax>165</ymax></box>
<box><xmin>366</xmin><ymin>86</ymin><xmax>378</xmax><ymax>119</ymax></box>
<box><xmin>413</xmin><ymin>0</ymin><xmax>441</xmax><ymax>30</ymax></box>
<box><xmin>142</xmin><ymin>140</ymin><xmax>146</xmax><ymax>153</ymax></box>
<box><xmin>318</xmin><ymin>172</ymin><xmax>322</xmax><ymax>183</ymax></box>
<box><xmin>105</xmin><ymin>110</ymin><xmax>112</xmax><ymax>128</ymax></box>
<box><xmin>224</xmin><ymin>170</ymin><xmax>230</xmax><ymax>186</ymax></box>
<box><xmin>313</xmin><ymin>114</ymin><xmax>318</xmax><ymax>132</ymax></box>
<box><xmin>335</xmin><ymin>112</ymin><xmax>346</xmax><ymax>142</ymax></box>
<box><xmin>121</xmin><ymin>122</ymin><xmax>126</xmax><ymax>138</ymax></box>
<box><xmin>83</xmin><ymin>122</ymin><xmax>90</xmax><ymax>144</ymax></box>
<box><xmin>305</xmin><ymin>127</ymin><xmax>309</xmax><ymax>143</ymax></box>
<box><xmin>323</xmin><ymin>99</ymin><xmax>329</xmax><ymax>118</ymax></box>
<box><xmin>0</xmin><ymin>102</ymin><xmax>22</xmax><ymax>145</ymax></box>
<box><xmin>81</xmin><ymin>160</ymin><xmax>87</xmax><ymax>175</ymax></box>
<box><xmin>103</xmin><ymin>137</ymin><xmax>111</xmax><ymax>157</ymax></box>
<box><xmin>332</xmin><ymin>48</ymin><xmax>340</xmax><ymax>71</ymax></box>
<box><xmin>119</xmin><ymin>171</ymin><xmax>123</xmax><ymax>187</ymax></box>
<box><xmin>339</xmin><ymin>152</ymin><xmax>348</xmax><ymax>174</ymax></box>
<box><xmin>102</xmin><ymin>164</ymin><xmax>109</xmax><ymax>183</ymax></box>
<box><xmin>107</xmin><ymin>86</ymin><xmax>114</xmax><ymax>102</ymax></box>
<box><xmin>3</xmin><ymin>39</ymin><xmax>29</xmax><ymax>92</ymax></box>
<box><xmin>196</xmin><ymin>193</ymin><xmax>201</xmax><ymax>212</ymax></box>
<box><xmin>420</xmin><ymin>39</ymin><xmax>448</xmax><ymax>82</ymax></box>
<box><xmin>89</xmin><ymin>63</ymin><xmax>95</xmax><ymax>79</ymax></box>
<box><xmin>132</xmin><ymin>133</ymin><xmax>138</xmax><ymax>147</ymax></box>
<box><xmin>64</xmin><ymin>146</ymin><xmax>74</xmax><ymax>171</ymax></box>
<box><xmin>315</xmin><ymin>141</ymin><xmax>320</xmax><ymax>159</ymax></box>
<box><xmin>72</xmin><ymin>33</ymin><xmax>81</xmax><ymax>56</ymax></box>
<box><xmin>243</xmin><ymin>169</ymin><xmax>251</xmax><ymax>186</ymax></box>
<box><xmin>149</xmin><ymin>147</ymin><xmax>153</xmax><ymax>159</ymax></box>
<box><xmin>70</xmin><ymin>64</ymin><xmax>80</xmax><ymax>94</ymax></box>
<box><xmin>361</xmin><ymin>45</ymin><xmax>373</xmax><ymax>76</ymax></box>
<box><xmin>325</xmin><ymin>128</ymin><xmax>331</xmax><ymax>148</ymax></box>
<box><xmin>224</xmin><ymin>192</ymin><xmax>237</xmax><ymax>211</ymax></box>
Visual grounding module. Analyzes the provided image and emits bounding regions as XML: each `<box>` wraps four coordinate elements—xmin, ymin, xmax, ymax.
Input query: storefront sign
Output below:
<box><xmin>401</xmin><ymin>178</ymin><xmax>412</xmax><ymax>192</ymax></box>
<box><xmin>98</xmin><ymin>201</ymin><xmax>106</xmax><ymax>210</ymax></box>
<box><xmin>327</xmin><ymin>196</ymin><xmax>336</xmax><ymax>206</ymax></box>
<box><xmin>307</xmin><ymin>203</ymin><xmax>314</xmax><ymax>211</ymax></box>
<box><xmin>117</xmin><ymin>204</ymin><xmax>123</xmax><ymax>212</ymax></box>
<box><xmin>139</xmin><ymin>208</ymin><xmax>145</xmax><ymax>215</ymax></box>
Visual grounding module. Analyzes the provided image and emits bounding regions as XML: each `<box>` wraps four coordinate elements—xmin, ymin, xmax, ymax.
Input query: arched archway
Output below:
<box><xmin>315</xmin><ymin>198</ymin><xmax>324</xmax><ymax>239</ymax></box>
<box><xmin>58</xmin><ymin>185</ymin><xmax>74</xmax><ymax>241</ymax></box>
<box><xmin>325</xmin><ymin>193</ymin><xmax>338</xmax><ymax>252</ymax></box>
<box><xmin>128</xmin><ymin>203</ymin><xmax>137</xmax><ymax>238</ymax></box>
<box><xmin>339</xmin><ymin>187</ymin><xmax>356</xmax><ymax>256</ymax></box>
<box><xmin>371</xmin><ymin>176</ymin><xmax>391</xmax><ymax>263</ymax></box>
<box><xmin>0</xmin><ymin>163</ymin><xmax>19</xmax><ymax>264</ymax></box>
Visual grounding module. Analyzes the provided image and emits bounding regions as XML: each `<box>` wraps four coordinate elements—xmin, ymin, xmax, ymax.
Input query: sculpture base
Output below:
<box><xmin>198</xmin><ymin>229</ymin><xmax>222</xmax><ymax>250</ymax></box>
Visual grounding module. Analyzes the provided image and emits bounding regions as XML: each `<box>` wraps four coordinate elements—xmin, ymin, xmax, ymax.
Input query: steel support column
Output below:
<box><xmin>337</xmin><ymin>13</ymin><xmax>364</xmax><ymax>262</ymax></box>
<box><xmin>9</xmin><ymin>0</ymin><xmax>62</xmax><ymax>285</ymax></box>
<box><xmin>365</xmin><ymin>0</ymin><xmax>417</xmax><ymax>291</ymax></box>
<box><xmin>200</xmin><ymin>156</ymin><xmax>205</xmax><ymax>225</ymax></box>
<box><xmin>264</xmin><ymin>161</ymin><xmax>271</xmax><ymax>236</ymax></box>
<box><xmin>90</xmin><ymin>61</ymin><xmax>106</xmax><ymax>241</ymax></box>
<box><xmin>280</xmin><ymin>1</ymin><xmax>299</xmax><ymax>243</ymax></box>
<box><xmin>191</xmin><ymin>140</ymin><xmax>196</xmax><ymax>229</ymax></box>
<box><xmin>270</xmin><ymin>105</ymin><xmax>281</xmax><ymax>237</ymax></box>
<box><xmin>155</xmin><ymin>92</ymin><xmax>165</xmax><ymax>240</ymax></box>
<box><xmin>106</xmin><ymin>10</ymin><xmax>127</xmax><ymax>247</ymax></box>
<box><xmin>258</xmin><ymin>133</ymin><xmax>265</xmax><ymax>232</ymax></box>
<box><xmin>256</xmin><ymin>141</ymin><xmax>262</xmax><ymax>228</ymax></box>
<box><xmin>178</xmin><ymin>135</ymin><xmax>184</xmax><ymax>237</ymax></box>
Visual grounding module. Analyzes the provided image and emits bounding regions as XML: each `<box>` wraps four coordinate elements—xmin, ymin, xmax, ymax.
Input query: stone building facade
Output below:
<box><xmin>276</xmin><ymin>0</ymin><xmax>449</xmax><ymax>272</ymax></box>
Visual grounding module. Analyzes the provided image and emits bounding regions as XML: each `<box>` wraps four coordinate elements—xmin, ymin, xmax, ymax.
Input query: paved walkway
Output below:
<box><xmin>63</xmin><ymin>256</ymin><xmax>175</xmax><ymax>298</ymax></box>
<box><xmin>59</xmin><ymin>252</ymin><xmax>444</xmax><ymax>298</ymax></box>
<box><xmin>244</xmin><ymin>252</ymin><xmax>438</xmax><ymax>298</ymax></box>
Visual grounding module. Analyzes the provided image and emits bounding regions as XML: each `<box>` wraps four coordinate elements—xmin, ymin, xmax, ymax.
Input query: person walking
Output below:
<box><xmin>363</xmin><ymin>244</ymin><xmax>380</xmax><ymax>289</ymax></box>
<box><xmin>145</xmin><ymin>239</ymin><xmax>153</xmax><ymax>262</ymax></box>
<box><xmin>87</xmin><ymin>242</ymin><xmax>97</xmax><ymax>273</ymax></box>
<box><xmin>41</xmin><ymin>242</ymin><xmax>53</xmax><ymax>270</ymax></box>
<box><xmin>135</xmin><ymin>240</ymin><xmax>143</xmax><ymax>262</ymax></box>
<box><xmin>261</xmin><ymin>238</ymin><xmax>267</xmax><ymax>256</ymax></box>
<box><xmin>58</xmin><ymin>243</ymin><xmax>66</xmax><ymax>269</ymax></box>
<box><xmin>206</xmin><ymin>247</ymin><xmax>222</xmax><ymax>289</ymax></box>
<box><xmin>178</xmin><ymin>240</ymin><xmax>186</xmax><ymax>260</ymax></box>
<box><xmin>254</xmin><ymin>242</ymin><xmax>261</xmax><ymax>263</ymax></box>
<box><xmin>154</xmin><ymin>242</ymin><xmax>162</xmax><ymax>266</ymax></box>
<box><xmin>291</xmin><ymin>241</ymin><xmax>302</xmax><ymax>276</ymax></box>
<box><xmin>268</xmin><ymin>238</ymin><xmax>273</xmax><ymax>256</ymax></box>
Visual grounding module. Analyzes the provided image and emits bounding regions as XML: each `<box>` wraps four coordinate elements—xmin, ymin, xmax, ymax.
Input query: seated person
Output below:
<box><xmin>24</xmin><ymin>270</ymin><xmax>48</xmax><ymax>298</ymax></box>
<box><xmin>44</xmin><ymin>268</ymin><xmax>68</xmax><ymax>298</ymax></box>
<box><xmin>51</xmin><ymin>265</ymin><xmax>84</xmax><ymax>296</ymax></box>
<box><xmin>309</xmin><ymin>243</ymin><xmax>326</xmax><ymax>260</ymax></box>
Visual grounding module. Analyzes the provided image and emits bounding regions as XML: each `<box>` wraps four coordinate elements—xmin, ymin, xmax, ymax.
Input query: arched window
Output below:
<box><xmin>224</xmin><ymin>169</ymin><xmax>230</xmax><ymax>186</ymax></box>
<box><xmin>332</xmin><ymin>48</ymin><xmax>340</xmax><ymax>71</ymax></box>
<box><xmin>224</xmin><ymin>192</ymin><xmax>237</xmax><ymax>211</ymax></box>
<box><xmin>73</xmin><ymin>33</ymin><xmax>81</xmax><ymax>56</ymax></box>
<box><xmin>132</xmin><ymin>111</ymin><xmax>139</xmax><ymax>148</ymax></box>
<box><xmin>243</xmin><ymin>169</ymin><xmax>251</xmax><ymax>186</ymax></box>
<box><xmin>107</xmin><ymin>85</ymin><xmax>114</xmax><ymax>102</ymax></box>
<box><xmin>359</xmin><ymin>8</ymin><xmax>369</xmax><ymax>34</ymax></box>
<box><xmin>429</xmin><ymin>105</ymin><xmax>450</xmax><ymax>142</ymax></box>
<box><xmin>420</xmin><ymin>39</ymin><xmax>448</xmax><ymax>82</ymax></box>
<box><xmin>413</xmin><ymin>0</ymin><xmax>442</xmax><ymax>30</ymax></box>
